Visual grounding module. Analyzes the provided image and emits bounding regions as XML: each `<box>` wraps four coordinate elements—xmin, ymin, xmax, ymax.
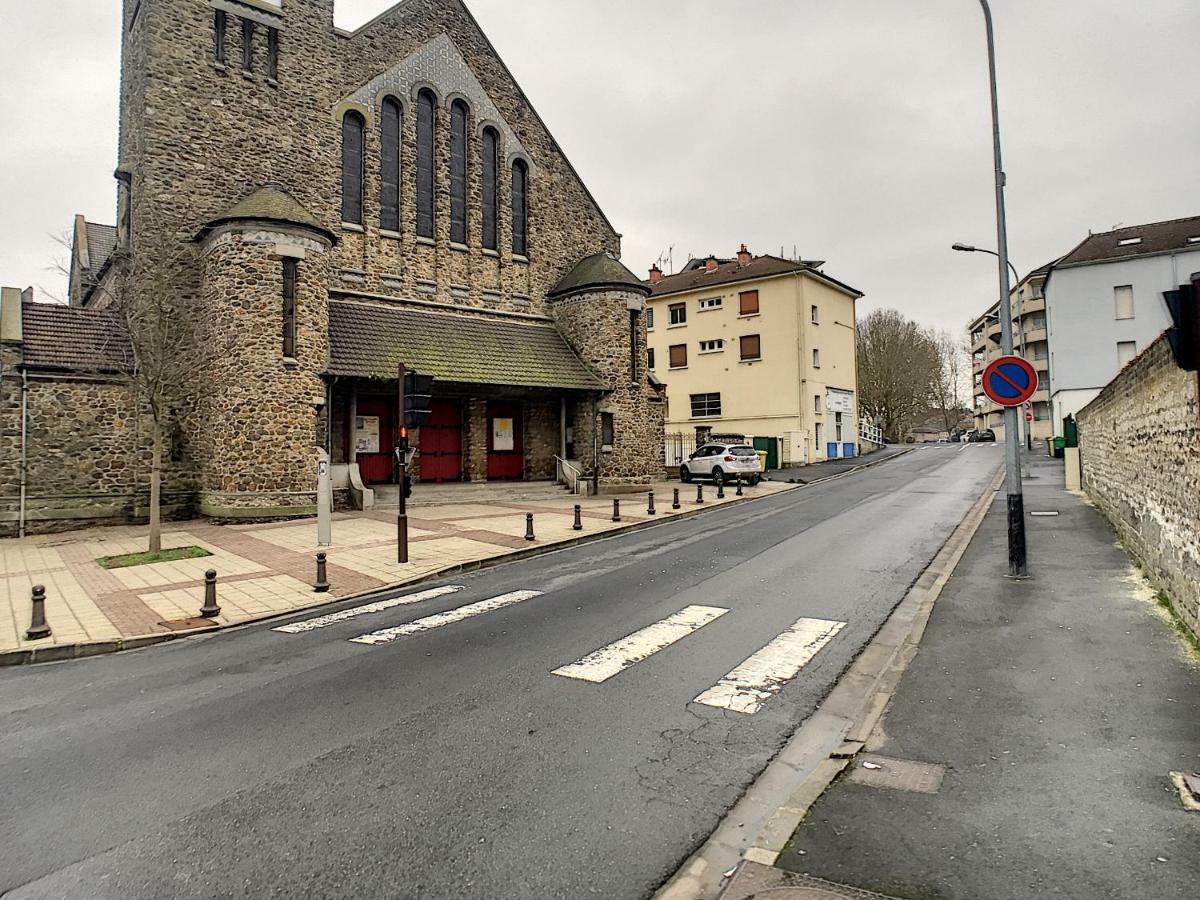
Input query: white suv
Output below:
<box><xmin>680</xmin><ymin>443</ymin><xmax>762</xmax><ymax>486</ymax></box>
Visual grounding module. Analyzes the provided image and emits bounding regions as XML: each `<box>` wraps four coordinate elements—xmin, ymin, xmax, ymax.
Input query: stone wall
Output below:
<box><xmin>1077</xmin><ymin>336</ymin><xmax>1200</xmax><ymax>639</ymax></box>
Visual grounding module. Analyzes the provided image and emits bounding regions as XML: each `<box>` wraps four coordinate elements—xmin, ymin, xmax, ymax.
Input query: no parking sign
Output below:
<box><xmin>982</xmin><ymin>356</ymin><xmax>1038</xmax><ymax>407</ymax></box>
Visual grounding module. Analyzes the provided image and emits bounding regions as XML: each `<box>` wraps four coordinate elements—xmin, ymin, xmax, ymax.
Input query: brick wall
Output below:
<box><xmin>1077</xmin><ymin>336</ymin><xmax>1200</xmax><ymax>639</ymax></box>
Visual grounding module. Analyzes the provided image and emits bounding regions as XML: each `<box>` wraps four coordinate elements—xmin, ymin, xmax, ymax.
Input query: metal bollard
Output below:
<box><xmin>672</xmin><ymin>488</ymin><xmax>681</xmax><ymax>510</ymax></box>
<box><xmin>736</xmin><ymin>477</ymin><xmax>744</xmax><ymax>497</ymax></box>
<box><xmin>696</xmin><ymin>484</ymin><xmax>704</xmax><ymax>504</ymax></box>
<box><xmin>647</xmin><ymin>492</ymin><xmax>656</xmax><ymax>515</ymax></box>
<box><xmin>612</xmin><ymin>499</ymin><xmax>621</xmax><ymax>523</ymax></box>
<box><xmin>573</xmin><ymin>504</ymin><xmax>583</xmax><ymax>531</ymax></box>
<box><xmin>525</xmin><ymin>513</ymin><xmax>536</xmax><ymax>541</ymax></box>
<box><xmin>25</xmin><ymin>585</ymin><xmax>51</xmax><ymax>640</ymax></box>
<box><xmin>717</xmin><ymin>481</ymin><xmax>725</xmax><ymax>499</ymax></box>
<box><xmin>313</xmin><ymin>552</ymin><xmax>330</xmax><ymax>593</ymax></box>
<box><xmin>200</xmin><ymin>570</ymin><xmax>221</xmax><ymax>618</ymax></box>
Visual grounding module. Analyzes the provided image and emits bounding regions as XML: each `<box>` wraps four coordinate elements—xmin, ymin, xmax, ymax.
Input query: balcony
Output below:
<box><xmin>1018</xmin><ymin>296</ymin><xmax>1046</xmax><ymax>316</ymax></box>
<box><xmin>1022</xmin><ymin>327</ymin><xmax>1047</xmax><ymax>344</ymax></box>
<box><xmin>987</xmin><ymin>321</ymin><xmax>1002</xmax><ymax>342</ymax></box>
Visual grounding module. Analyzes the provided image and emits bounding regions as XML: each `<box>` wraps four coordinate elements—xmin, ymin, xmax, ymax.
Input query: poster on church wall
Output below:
<box><xmin>492</xmin><ymin>417</ymin><xmax>515</xmax><ymax>452</ymax></box>
<box><xmin>355</xmin><ymin>416</ymin><xmax>381</xmax><ymax>454</ymax></box>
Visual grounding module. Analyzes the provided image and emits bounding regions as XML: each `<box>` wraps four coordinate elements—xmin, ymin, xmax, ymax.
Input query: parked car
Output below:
<box><xmin>968</xmin><ymin>428</ymin><xmax>997</xmax><ymax>443</ymax></box>
<box><xmin>680</xmin><ymin>443</ymin><xmax>762</xmax><ymax>486</ymax></box>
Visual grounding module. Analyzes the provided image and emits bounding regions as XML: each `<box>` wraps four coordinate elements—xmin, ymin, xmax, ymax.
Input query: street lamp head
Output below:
<box><xmin>952</xmin><ymin>243</ymin><xmax>977</xmax><ymax>253</ymax></box>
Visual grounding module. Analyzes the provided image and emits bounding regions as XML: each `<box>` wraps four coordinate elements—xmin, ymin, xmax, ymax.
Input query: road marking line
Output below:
<box><xmin>693</xmin><ymin>617</ymin><xmax>847</xmax><ymax>714</ymax></box>
<box><xmin>349</xmin><ymin>590</ymin><xmax>544</xmax><ymax>645</ymax></box>
<box><xmin>552</xmin><ymin>605</ymin><xmax>729</xmax><ymax>683</ymax></box>
<box><xmin>273</xmin><ymin>586</ymin><xmax>464</xmax><ymax>633</ymax></box>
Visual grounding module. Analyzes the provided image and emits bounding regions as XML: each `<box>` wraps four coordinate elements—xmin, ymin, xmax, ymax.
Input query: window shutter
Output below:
<box><xmin>739</xmin><ymin>290</ymin><xmax>760</xmax><ymax>315</ymax></box>
<box><xmin>669</xmin><ymin>344</ymin><xmax>688</xmax><ymax>368</ymax></box>
<box><xmin>740</xmin><ymin>334</ymin><xmax>761</xmax><ymax>360</ymax></box>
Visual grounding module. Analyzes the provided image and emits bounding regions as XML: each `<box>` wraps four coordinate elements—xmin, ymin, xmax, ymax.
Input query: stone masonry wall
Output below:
<box><xmin>1077</xmin><ymin>336</ymin><xmax>1200</xmax><ymax>639</ymax></box>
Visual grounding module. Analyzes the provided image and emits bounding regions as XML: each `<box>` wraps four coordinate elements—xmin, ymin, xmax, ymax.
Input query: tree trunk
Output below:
<box><xmin>149</xmin><ymin>423</ymin><xmax>163</xmax><ymax>553</ymax></box>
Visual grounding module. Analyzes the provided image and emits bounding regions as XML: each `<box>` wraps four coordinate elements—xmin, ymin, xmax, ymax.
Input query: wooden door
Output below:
<box><xmin>355</xmin><ymin>396</ymin><xmax>395</xmax><ymax>484</ymax></box>
<box><xmin>419</xmin><ymin>400</ymin><xmax>463</xmax><ymax>482</ymax></box>
<box><xmin>486</xmin><ymin>402</ymin><xmax>524</xmax><ymax>481</ymax></box>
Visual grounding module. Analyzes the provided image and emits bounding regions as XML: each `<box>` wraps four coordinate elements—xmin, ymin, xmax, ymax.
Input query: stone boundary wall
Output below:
<box><xmin>1077</xmin><ymin>336</ymin><xmax>1200</xmax><ymax>639</ymax></box>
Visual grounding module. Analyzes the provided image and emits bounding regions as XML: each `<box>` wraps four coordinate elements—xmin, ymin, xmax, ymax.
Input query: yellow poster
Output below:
<box><xmin>493</xmin><ymin>417</ymin><xmax>514</xmax><ymax>452</ymax></box>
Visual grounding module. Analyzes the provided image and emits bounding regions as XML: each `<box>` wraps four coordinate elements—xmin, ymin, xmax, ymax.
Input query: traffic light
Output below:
<box><xmin>403</xmin><ymin>371</ymin><xmax>435</xmax><ymax>430</ymax></box>
<box><xmin>1163</xmin><ymin>275</ymin><xmax>1199</xmax><ymax>371</ymax></box>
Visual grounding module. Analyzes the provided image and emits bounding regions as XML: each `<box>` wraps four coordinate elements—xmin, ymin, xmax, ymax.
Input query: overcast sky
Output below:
<box><xmin>2</xmin><ymin>0</ymin><xmax>1197</xmax><ymax>334</ymax></box>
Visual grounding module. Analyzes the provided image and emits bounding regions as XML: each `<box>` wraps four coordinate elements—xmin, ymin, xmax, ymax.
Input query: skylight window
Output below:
<box><xmin>1116</xmin><ymin>237</ymin><xmax>1143</xmax><ymax>247</ymax></box>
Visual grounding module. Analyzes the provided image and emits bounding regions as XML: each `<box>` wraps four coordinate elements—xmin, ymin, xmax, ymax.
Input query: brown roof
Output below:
<box><xmin>327</xmin><ymin>301</ymin><xmax>603</xmax><ymax>391</ymax></box>
<box><xmin>20</xmin><ymin>302</ymin><xmax>132</xmax><ymax>373</ymax></box>
<box><xmin>1055</xmin><ymin>216</ymin><xmax>1200</xmax><ymax>267</ymax></box>
<box><xmin>648</xmin><ymin>255</ymin><xmax>862</xmax><ymax>299</ymax></box>
<box><xmin>197</xmin><ymin>186</ymin><xmax>337</xmax><ymax>244</ymax></box>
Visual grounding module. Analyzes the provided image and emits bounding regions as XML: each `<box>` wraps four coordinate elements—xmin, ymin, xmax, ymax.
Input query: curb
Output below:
<box><xmin>0</xmin><ymin>448</ymin><xmax>919</xmax><ymax>668</ymax></box>
<box><xmin>655</xmin><ymin>463</ymin><xmax>1004</xmax><ymax>900</ymax></box>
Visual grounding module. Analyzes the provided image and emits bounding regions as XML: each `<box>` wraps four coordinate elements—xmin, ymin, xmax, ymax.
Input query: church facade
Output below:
<box><xmin>0</xmin><ymin>0</ymin><xmax>665</xmax><ymax>534</ymax></box>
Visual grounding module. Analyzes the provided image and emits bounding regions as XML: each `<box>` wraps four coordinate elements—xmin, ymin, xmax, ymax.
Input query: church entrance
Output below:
<box><xmin>354</xmin><ymin>395</ymin><xmax>395</xmax><ymax>485</ymax></box>
<box><xmin>418</xmin><ymin>400</ymin><xmax>463</xmax><ymax>482</ymax></box>
<box><xmin>486</xmin><ymin>401</ymin><xmax>524</xmax><ymax>480</ymax></box>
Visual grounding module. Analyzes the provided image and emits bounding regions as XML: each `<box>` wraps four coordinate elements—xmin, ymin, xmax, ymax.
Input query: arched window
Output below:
<box><xmin>415</xmin><ymin>89</ymin><xmax>436</xmax><ymax>239</ymax></box>
<box><xmin>379</xmin><ymin>98</ymin><xmax>402</xmax><ymax>233</ymax></box>
<box><xmin>340</xmin><ymin>111</ymin><xmax>364</xmax><ymax>226</ymax></box>
<box><xmin>449</xmin><ymin>100</ymin><xmax>469</xmax><ymax>245</ymax></box>
<box><xmin>511</xmin><ymin>159</ymin><xmax>529</xmax><ymax>257</ymax></box>
<box><xmin>481</xmin><ymin>127</ymin><xmax>499</xmax><ymax>251</ymax></box>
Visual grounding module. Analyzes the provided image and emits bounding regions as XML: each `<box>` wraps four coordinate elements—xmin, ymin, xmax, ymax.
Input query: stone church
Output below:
<box><xmin>0</xmin><ymin>0</ymin><xmax>665</xmax><ymax>534</ymax></box>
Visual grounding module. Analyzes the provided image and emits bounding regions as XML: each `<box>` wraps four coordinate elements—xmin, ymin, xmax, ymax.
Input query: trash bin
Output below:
<box><xmin>755</xmin><ymin>450</ymin><xmax>768</xmax><ymax>472</ymax></box>
<box><xmin>1052</xmin><ymin>436</ymin><xmax>1066</xmax><ymax>459</ymax></box>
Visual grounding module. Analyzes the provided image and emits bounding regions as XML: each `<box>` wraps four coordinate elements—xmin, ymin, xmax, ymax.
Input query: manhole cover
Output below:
<box><xmin>722</xmin><ymin>862</ymin><xmax>901</xmax><ymax>899</ymax></box>
<box><xmin>159</xmin><ymin>617</ymin><xmax>216</xmax><ymax>632</ymax></box>
<box><xmin>844</xmin><ymin>756</ymin><xmax>946</xmax><ymax>794</ymax></box>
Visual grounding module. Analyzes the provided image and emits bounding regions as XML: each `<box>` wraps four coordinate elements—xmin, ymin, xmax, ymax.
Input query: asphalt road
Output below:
<box><xmin>0</xmin><ymin>444</ymin><xmax>999</xmax><ymax>900</ymax></box>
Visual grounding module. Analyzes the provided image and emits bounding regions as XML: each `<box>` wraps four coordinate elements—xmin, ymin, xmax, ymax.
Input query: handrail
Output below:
<box><xmin>554</xmin><ymin>456</ymin><xmax>584</xmax><ymax>495</ymax></box>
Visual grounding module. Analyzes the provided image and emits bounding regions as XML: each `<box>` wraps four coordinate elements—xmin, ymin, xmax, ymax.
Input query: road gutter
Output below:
<box><xmin>655</xmin><ymin>464</ymin><xmax>1005</xmax><ymax>900</ymax></box>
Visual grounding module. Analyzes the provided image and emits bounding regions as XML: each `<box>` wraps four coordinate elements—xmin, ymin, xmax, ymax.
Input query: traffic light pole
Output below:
<box><xmin>397</xmin><ymin>362</ymin><xmax>408</xmax><ymax>565</ymax></box>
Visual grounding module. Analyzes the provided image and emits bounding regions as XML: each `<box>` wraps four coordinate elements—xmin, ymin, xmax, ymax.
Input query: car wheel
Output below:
<box><xmin>712</xmin><ymin>468</ymin><xmax>725</xmax><ymax>486</ymax></box>
<box><xmin>749</xmin><ymin>475</ymin><xmax>761</xmax><ymax>486</ymax></box>
<box><xmin>680</xmin><ymin>466</ymin><xmax>692</xmax><ymax>483</ymax></box>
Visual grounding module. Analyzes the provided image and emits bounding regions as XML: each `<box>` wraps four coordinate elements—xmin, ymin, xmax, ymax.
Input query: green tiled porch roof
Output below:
<box><xmin>327</xmin><ymin>300</ymin><xmax>604</xmax><ymax>391</ymax></box>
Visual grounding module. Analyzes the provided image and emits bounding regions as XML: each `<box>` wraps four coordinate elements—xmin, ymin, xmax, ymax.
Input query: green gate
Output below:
<box><xmin>753</xmin><ymin>436</ymin><xmax>779</xmax><ymax>470</ymax></box>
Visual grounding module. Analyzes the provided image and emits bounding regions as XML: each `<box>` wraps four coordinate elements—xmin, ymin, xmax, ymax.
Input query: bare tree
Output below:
<box><xmin>930</xmin><ymin>329</ymin><xmax>971</xmax><ymax>435</ymax></box>
<box><xmin>856</xmin><ymin>309</ymin><xmax>941</xmax><ymax>442</ymax></box>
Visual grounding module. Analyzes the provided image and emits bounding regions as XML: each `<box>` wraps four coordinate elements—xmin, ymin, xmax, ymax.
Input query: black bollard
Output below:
<box><xmin>736</xmin><ymin>477</ymin><xmax>744</xmax><ymax>497</ymax></box>
<box><xmin>717</xmin><ymin>481</ymin><xmax>725</xmax><ymax>499</ymax></box>
<box><xmin>647</xmin><ymin>492</ymin><xmax>656</xmax><ymax>515</ymax></box>
<box><xmin>200</xmin><ymin>569</ymin><xmax>221</xmax><ymax>618</ymax></box>
<box><xmin>525</xmin><ymin>513</ymin><xmax>536</xmax><ymax>541</ymax></box>
<box><xmin>573</xmin><ymin>504</ymin><xmax>583</xmax><ymax>531</ymax></box>
<box><xmin>25</xmin><ymin>585</ymin><xmax>51</xmax><ymax>640</ymax></box>
<box><xmin>313</xmin><ymin>552</ymin><xmax>330</xmax><ymax>593</ymax></box>
<box><xmin>696</xmin><ymin>484</ymin><xmax>704</xmax><ymax>504</ymax></box>
<box><xmin>612</xmin><ymin>499</ymin><xmax>621</xmax><ymax>523</ymax></box>
<box><xmin>672</xmin><ymin>488</ymin><xmax>681</xmax><ymax>510</ymax></box>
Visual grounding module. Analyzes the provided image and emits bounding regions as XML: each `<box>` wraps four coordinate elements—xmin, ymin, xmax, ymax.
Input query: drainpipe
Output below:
<box><xmin>559</xmin><ymin>396</ymin><xmax>568</xmax><ymax>459</ymax></box>
<box><xmin>19</xmin><ymin>368</ymin><xmax>28</xmax><ymax>539</ymax></box>
<box><xmin>591</xmin><ymin>397</ymin><xmax>600</xmax><ymax>496</ymax></box>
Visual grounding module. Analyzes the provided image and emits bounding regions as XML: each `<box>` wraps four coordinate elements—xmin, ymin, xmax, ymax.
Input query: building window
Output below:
<box><xmin>647</xmin><ymin>347</ymin><xmax>656</xmax><ymax>370</ymax></box>
<box><xmin>512</xmin><ymin>159</ymin><xmax>529</xmax><ymax>257</ymax></box>
<box><xmin>282</xmin><ymin>258</ymin><xmax>298</xmax><ymax>358</ymax></box>
<box><xmin>1114</xmin><ymin>285</ymin><xmax>1134</xmax><ymax>320</ymax></box>
<box><xmin>739</xmin><ymin>290</ymin><xmax>760</xmax><ymax>316</ymax></box>
<box><xmin>814</xmin><ymin>394</ymin><xmax>822</xmax><ymax>413</ymax></box>
<box><xmin>812</xmin><ymin>348</ymin><xmax>821</xmax><ymax>368</ymax></box>
<box><xmin>815</xmin><ymin>422</ymin><xmax>823</xmax><ymax>448</ymax></box>
<box><xmin>646</xmin><ymin>308</ymin><xmax>654</xmax><ymax>329</ymax></box>
<box><xmin>740</xmin><ymin>334</ymin><xmax>761</xmax><ymax>361</ymax></box>
<box><xmin>811</xmin><ymin>304</ymin><xmax>819</xmax><ymax>324</ymax></box>
<box><xmin>699</xmin><ymin>297</ymin><xmax>722</xmax><ymax>310</ymax></box>
<box><xmin>481</xmin><ymin>127</ymin><xmax>499</xmax><ymax>251</ymax></box>
<box><xmin>669</xmin><ymin>344</ymin><xmax>688</xmax><ymax>369</ymax></box>
<box><xmin>266</xmin><ymin>27</ymin><xmax>279</xmax><ymax>80</ymax></box>
<box><xmin>450</xmin><ymin>100</ymin><xmax>469</xmax><ymax>246</ymax></box>
<box><xmin>214</xmin><ymin>10</ymin><xmax>227</xmax><ymax>63</ymax></box>
<box><xmin>340</xmin><ymin>111</ymin><xmax>364</xmax><ymax>226</ymax></box>
<box><xmin>379</xmin><ymin>98</ymin><xmax>402</xmax><ymax>233</ymax></box>
<box><xmin>241</xmin><ymin>18</ymin><xmax>255</xmax><ymax>72</ymax></box>
<box><xmin>835</xmin><ymin>412</ymin><xmax>844</xmax><ymax>441</ymax></box>
<box><xmin>629</xmin><ymin>310</ymin><xmax>640</xmax><ymax>383</ymax></box>
<box><xmin>690</xmin><ymin>393</ymin><xmax>722</xmax><ymax>418</ymax></box>
<box><xmin>416</xmin><ymin>89</ymin><xmax>436</xmax><ymax>239</ymax></box>
<box><xmin>699</xmin><ymin>339</ymin><xmax>725</xmax><ymax>353</ymax></box>
<box><xmin>601</xmin><ymin>412</ymin><xmax>615</xmax><ymax>450</ymax></box>
<box><xmin>669</xmin><ymin>303</ymin><xmax>687</xmax><ymax>326</ymax></box>
<box><xmin>1117</xmin><ymin>341</ymin><xmax>1137</xmax><ymax>367</ymax></box>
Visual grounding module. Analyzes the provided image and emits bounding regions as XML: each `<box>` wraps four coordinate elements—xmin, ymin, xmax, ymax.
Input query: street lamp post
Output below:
<box><xmin>978</xmin><ymin>0</ymin><xmax>1027</xmax><ymax>578</ymax></box>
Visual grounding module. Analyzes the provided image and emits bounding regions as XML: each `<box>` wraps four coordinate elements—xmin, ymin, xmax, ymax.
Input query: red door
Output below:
<box><xmin>354</xmin><ymin>396</ymin><xmax>394</xmax><ymax>485</ymax></box>
<box><xmin>487</xmin><ymin>402</ymin><xmax>524</xmax><ymax>481</ymax></box>
<box><xmin>419</xmin><ymin>401</ymin><xmax>463</xmax><ymax>482</ymax></box>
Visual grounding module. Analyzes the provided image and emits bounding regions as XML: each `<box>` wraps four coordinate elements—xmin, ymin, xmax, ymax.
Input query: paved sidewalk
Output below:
<box><xmin>1</xmin><ymin>480</ymin><xmax>793</xmax><ymax>662</ymax></box>
<box><xmin>757</xmin><ymin>455</ymin><xmax>1200</xmax><ymax>899</ymax></box>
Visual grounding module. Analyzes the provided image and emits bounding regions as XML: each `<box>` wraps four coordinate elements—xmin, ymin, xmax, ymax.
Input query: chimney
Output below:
<box><xmin>736</xmin><ymin>243</ymin><xmax>752</xmax><ymax>267</ymax></box>
<box><xmin>648</xmin><ymin>264</ymin><xmax>664</xmax><ymax>285</ymax></box>
<box><xmin>704</xmin><ymin>255</ymin><xmax>719</xmax><ymax>273</ymax></box>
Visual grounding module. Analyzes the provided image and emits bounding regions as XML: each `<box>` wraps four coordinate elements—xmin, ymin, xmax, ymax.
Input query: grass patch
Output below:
<box><xmin>97</xmin><ymin>546</ymin><xmax>213</xmax><ymax>569</ymax></box>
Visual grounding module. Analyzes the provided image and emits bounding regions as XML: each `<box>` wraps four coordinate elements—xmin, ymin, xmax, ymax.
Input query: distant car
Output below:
<box><xmin>969</xmin><ymin>429</ymin><xmax>997</xmax><ymax>443</ymax></box>
<box><xmin>680</xmin><ymin>443</ymin><xmax>762</xmax><ymax>486</ymax></box>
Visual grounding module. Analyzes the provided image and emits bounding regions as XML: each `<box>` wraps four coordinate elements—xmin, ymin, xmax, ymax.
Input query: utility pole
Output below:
<box><xmin>979</xmin><ymin>0</ymin><xmax>1028</xmax><ymax>577</ymax></box>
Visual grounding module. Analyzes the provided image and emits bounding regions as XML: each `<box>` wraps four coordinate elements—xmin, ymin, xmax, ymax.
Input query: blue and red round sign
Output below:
<box><xmin>982</xmin><ymin>355</ymin><xmax>1039</xmax><ymax>407</ymax></box>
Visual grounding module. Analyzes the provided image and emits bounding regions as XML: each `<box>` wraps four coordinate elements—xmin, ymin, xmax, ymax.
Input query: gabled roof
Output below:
<box><xmin>1054</xmin><ymin>216</ymin><xmax>1200</xmax><ymax>267</ymax></box>
<box><xmin>548</xmin><ymin>253</ymin><xmax>649</xmax><ymax>300</ymax></box>
<box><xmin>648</xmin><ymin>255</ymin><xmax>863</xmax><ymax>300</ymax></box>
<box><xmin>70</xmin><ymin>219</ymin><xmax>118</xmax><ymax>304</ymax></box>
<box><xmin>196</xmin><ymin>186</ymin><xmax>337</xmax><ymax>243</ymax></box>
<box><xmin>327</xmin><ymin>300</ymin><xmax>603</xmax><ymax>391</ymax></box>
<box><xmin>20</xmin><ymin>302</ymin><xmax>132</xmax><ymax>373</ymax></box>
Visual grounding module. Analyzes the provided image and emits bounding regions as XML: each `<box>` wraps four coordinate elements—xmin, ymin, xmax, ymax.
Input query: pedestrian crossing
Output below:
<box><xmin>275</xmin><ymin>588</ymin><xmax>846</xmax><ymax>716</ymax></box>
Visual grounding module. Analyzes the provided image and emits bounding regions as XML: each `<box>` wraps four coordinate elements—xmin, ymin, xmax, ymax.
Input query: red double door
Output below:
<box><xmin>419</xmin><ymin>401</ymin><xmax>463</xmax><ymax>483</ymax></box>
<box><xmin>487</xmin><ymin>401</ymin><xmax>524</xmax><ymax>481</ymax></box>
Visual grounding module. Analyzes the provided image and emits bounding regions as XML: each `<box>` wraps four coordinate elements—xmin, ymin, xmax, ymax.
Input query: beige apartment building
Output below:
<box><xmin>646</xmin><ymin>246</ymin><xmax>862</xmax><ymax>468</ymax></box>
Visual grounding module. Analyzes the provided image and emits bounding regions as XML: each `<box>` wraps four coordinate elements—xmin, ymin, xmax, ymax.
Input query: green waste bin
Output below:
<box><xmin>1052</xmin><ymin>436</ymin><xmax>1066</xmax><ymax>459</ymax></box>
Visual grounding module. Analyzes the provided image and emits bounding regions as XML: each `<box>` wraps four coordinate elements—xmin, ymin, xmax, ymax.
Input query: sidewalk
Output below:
<box><xmin>731</xmin><ymin>455</ymin><xmax>1200</xmax><ymax>899</ymax></box>
<box><xmin>0</xmin><ymin>479</ymin><xmax>794</xmax><ymax>664</ymax></box>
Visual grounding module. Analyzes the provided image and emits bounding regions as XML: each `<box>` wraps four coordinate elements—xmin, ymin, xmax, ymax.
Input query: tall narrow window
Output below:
<box><xmin>266</xmin><ymin>27</ymin><xmax>279</xmax><ymax>80</ymax></box>
<box><xmin>282</xmin><ymin>258</ymin><xmax>298</xmax><ymax>359</ymax></box>
<box><xmin>1114</xmin><ymin>285</ymin><xmax>1134</xmax><ymax>320</ymax></box>
<box><xmin>812</xmin><ymin>348</ymin><xmax>821</xmax><ymax>368</ymax></box>
<box><xmin>214</xmin><ymin>10</ymin><xmax>227</xmax><ymax>63</ymax></box>
<box><xmin>629</xmin><ymin>310</ymin><xmax>640</xmax><ymax>383</ymax></box>
<box><xmin>511</xmin><ymin>159</ymin><xmax>529</xmax><ymax>257</ymax></box>
<box><xmin>450</xmin><ymin>100</ymin><xmax>469</xmax><ymax>245</ymax></box>
<box><xmin>416</xmin><ymin>89</ymin><xmax>436</xmax><ymax>239</ymax></box>
<box><xmin>241</xmin><ymin>19</ymin><xmax>254</xmax><ymax>72</ymax></box>
<box><xmin>481</xmin><ymin>127</ymin><xmax>499</xmax><ymax>251</ymax></box>
<box><xmin>340</xmin><ymin>111</ymin><xmax>364</xmax><ymax>226</ymax></box>
<box><xmin>739</xmin><ymin>290</ymin><xmax>760</xmax><ymax>316</ymax></box>
<box><xmin>379</xmin><ymin>98</ymin><xmax>402</xmax><ymax>233</ymax></box>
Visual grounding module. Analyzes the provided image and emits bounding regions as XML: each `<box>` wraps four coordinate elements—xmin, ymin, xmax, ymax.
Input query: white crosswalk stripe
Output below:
<box><xmin>273</xmin><ymin>586</ymin><xmax>464</xmax><ymax>634</ymax></box>
<box><xmin>552</xmin><ymin>605</ymin><xmax>729</xmax><ymax>683</ymax></box>
<box><xmin>693</xmin><ymin>617</ymin><xmax>846</xmax><ymax>714</ymax></box>
<box><xmin>349</xmin><ymin>590</ymin><xmax>544</xmax><ymax>646</ymax></box>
